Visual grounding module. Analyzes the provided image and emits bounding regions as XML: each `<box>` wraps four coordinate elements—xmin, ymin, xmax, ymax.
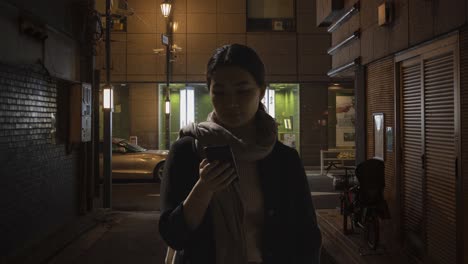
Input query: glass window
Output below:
<box><xmin>180</xmin><ymin>87</ymin><xmax>195</xmax><ymax>129</ymax></box>
<box><xmin>159</xmin><ymin>83</ymin><xmax>300</xmax><ymax>152</ymax></box>
<box><xmin>269</xmin><ymin>84</ymin><xmax>300</xmax><ymax>151</ymax></box>
<box><xmin>247</xmin><ymin>0</ymin><xmax>296</xmax><ymax>32</ymax></box>
<box><xmin>327</xmin><ymin>86</ymin><xmax>355</xmax><ymax>149</ymax></box>
<box><xmin>262</xmin><ymin>88</ymin><xmax>276</xmax><ymax>118</ymax></box>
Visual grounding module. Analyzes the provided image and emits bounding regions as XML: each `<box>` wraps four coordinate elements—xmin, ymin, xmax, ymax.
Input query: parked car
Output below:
<box><xmin>99</xmin><ymin>138</ymin><xmax>168</xmax><ymax>182</ymax></box>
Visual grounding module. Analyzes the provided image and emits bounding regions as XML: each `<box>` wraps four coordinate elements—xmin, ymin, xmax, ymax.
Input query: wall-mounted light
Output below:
<box><xmin>165</xmin><ymin>96</ymin><xmax>171</xmax><ymax>114</ymax></box>
<box><xmin>160</xmin><ymin>1</ymin><xmax>172</xmax><ymax>18</ymax></box>
<box><xmin>172</xmin><ymin>21</ymin><xmax>179</xmax><ymax>32</ymax></box>
<box><xmin>103</xmin><ymin>84</ymin><xmax>114</xmax><ymax>110</ymax></box>
<box><xmin>378</xmin><ymin>2</ymin><xmax>393</xmax><ymax>26</ymax></box>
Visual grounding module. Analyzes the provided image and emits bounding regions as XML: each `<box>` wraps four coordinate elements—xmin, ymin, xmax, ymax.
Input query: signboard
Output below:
<box><xmin>161</xmin><ymin>34</ymin><xmax>169</xmax><ymax>46</ymax></box>
<box><xmin>336</xmin><ymin>95</ymin><xmax>355</xmax><ymax>147</ymax></box>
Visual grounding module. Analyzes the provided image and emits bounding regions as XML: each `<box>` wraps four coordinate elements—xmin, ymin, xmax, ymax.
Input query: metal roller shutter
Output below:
<box><xmin>460</xmin><ymin>27</ymin><xmax>468</xmax><ymax>264</ymax></box>
<box><xmin>401</xmin><ymin>61</ymin><xmax>425</xmax><ymax>254</ymax></box>
<box><xmin>399</xmin><ymin>37</ymin><xmax>459</xmax><ymax>263</ymax></box>
<box><xmin>423</xmin><ymin>53</ymin><xmax>457</xmax><ymax>264</ymax></box>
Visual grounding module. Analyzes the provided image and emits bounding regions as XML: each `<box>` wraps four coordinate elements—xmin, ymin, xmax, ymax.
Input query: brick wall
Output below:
<box><xmin>0</xmin><ymin>62</ymin><xmax>79</xmax><ymax>260</ymax></box>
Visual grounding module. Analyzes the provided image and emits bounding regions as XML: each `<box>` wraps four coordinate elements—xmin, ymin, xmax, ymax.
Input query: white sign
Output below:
<box><xmin>161</xmin><ymin>34</ymin><xmax>169</xmax><ymax>46</ymax></box>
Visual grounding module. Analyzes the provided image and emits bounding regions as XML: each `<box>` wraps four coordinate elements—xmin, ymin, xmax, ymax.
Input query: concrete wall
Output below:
<box><xmin>0</xmin><ymin>0</ymin><xmax>81</xmax><ymax>81</ymax></box>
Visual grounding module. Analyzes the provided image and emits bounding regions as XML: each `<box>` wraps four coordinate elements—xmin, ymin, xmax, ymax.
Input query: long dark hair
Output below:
<box><xmin>206</xmin><ymin>44</ymin><xmax>266</xmax><ymax>111</ymax></box>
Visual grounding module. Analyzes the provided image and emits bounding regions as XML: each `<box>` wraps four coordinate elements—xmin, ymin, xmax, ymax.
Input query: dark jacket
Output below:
<box><xmin>159</xmin><ymin>136</ymin><xmax>322</xmax><ymax>264</ymax></box>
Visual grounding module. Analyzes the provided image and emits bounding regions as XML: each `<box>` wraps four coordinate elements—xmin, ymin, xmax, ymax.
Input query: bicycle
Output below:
<box><xmin>340</xmin><ymin>159</ymin><xmax>390</xmax><ymax>250</ymax></box>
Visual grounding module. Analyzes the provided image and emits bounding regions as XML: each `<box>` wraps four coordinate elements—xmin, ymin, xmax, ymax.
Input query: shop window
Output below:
<box><xmin>327</xmin><ymin>85</ymin><xmax>355</xmax><ymax>149</ymax></box>
<box><xmin>262</xmin><ymin>88</ymin><xmax>276</xmax><ymax>118</ymax></box>
<box><xmin>247</xmin><ymin>0</ymin><xmax>296</xmax><ymax>32</ymax></box>
<box><xmin>180</xmin><ymin>87</ymin><xmax>195</xmax><ymax>129</ymax></box>
<box><xmin>269</xmin><ymin>83</ymin><xmax>300</xmax><ymax>151</ymax></box>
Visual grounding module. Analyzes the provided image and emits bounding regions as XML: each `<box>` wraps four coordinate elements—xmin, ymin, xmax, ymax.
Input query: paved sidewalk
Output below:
<box><xmin>317</xmin><ymin>209</ymin><xmax>413</xmax><ymax>264</ymax></box>
<box><xmin>46</xmin><ymin>211</ymin><xmax>167</xmax><ymax>264</ymax></box>
<box><xmin>45</xmin><ymin>210</ymin><xmax>340</xmax><ymax>264</ymax></box>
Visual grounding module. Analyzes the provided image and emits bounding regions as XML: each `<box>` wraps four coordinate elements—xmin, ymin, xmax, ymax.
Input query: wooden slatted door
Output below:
<box><xmin>399</xmin><ymin>41</ymin><xmax>458</xmax><ymax>263</ymax></box>
<box><xmin>423</xmin><ymin>52</ymin><xmax>457</xmax><ymax>264</ymax></box>
<box><xmin>401</xmin><ymin>59</ymin><xmax>425</xmax><ymax>256</ymax></box>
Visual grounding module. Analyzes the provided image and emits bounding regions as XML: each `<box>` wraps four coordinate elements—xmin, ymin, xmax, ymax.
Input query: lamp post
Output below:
<box><xmin>160</xmin><ymin>0</ymin><xmax>171</xmax><ymax>17</ymax></box>
<box><xmin>161</xmin><ymin>0</ymin><xmax>172</xmax><ymax>150</ymax></box>
<box><xmin>103</xmin><ymin>0</ymin><xmax>113</xmax><ymax>208</ymax></box>
<box><xmin>103</xmin><ymin>84</ymin><xmax>113</xmax><ymax>208</ymax></box>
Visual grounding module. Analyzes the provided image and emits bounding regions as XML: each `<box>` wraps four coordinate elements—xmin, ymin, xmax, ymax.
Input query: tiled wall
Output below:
<box><xmin>0</xmin><ymin>63</ymin><xmax>79</xmax><ymax>260</ymax></box>
<box><xmin>96</xmin><ymin>0</ymin><xmax>333</xmax><ymax>165</ymax></box>
<box><xmin>97</xmin><ymin>0</ymin><xmax>331</xmax><ymax>83</ymax></box>
<box><xmin>129</xmin><ymin>84</ymin><xmax>159</xmax><ymax>149</ymax></box>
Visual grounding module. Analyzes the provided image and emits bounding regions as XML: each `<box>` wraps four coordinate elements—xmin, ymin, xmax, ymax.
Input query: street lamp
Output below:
<box><xmin>161</xmin><ymin>0</ymin><xmax>172</xmax><ymax>150</ymax></box>
<box><xmin>160</xmin><ymin>0</ymin><xmax>172</xmax><ymax>18</ymax></box>
<box><xmin>102</xmin><ymin>83</ymin><xmax>113</xmax><ymax>209</ymax></box>
<box><xmin>165</xmin><ymin>95</ymin><xmax>171</xmax><ymax>114</ymax></box>
<box><xmin>103</xmin><ymin>84</ymin><xmax>114</xmax><ymax>110</ymax></box>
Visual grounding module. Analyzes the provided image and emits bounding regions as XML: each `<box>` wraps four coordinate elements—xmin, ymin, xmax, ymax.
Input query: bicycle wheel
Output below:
<box><xmin>365</xmin><ymin>215</ymin><xmax>379</xmax><ymax>250</ymax></box>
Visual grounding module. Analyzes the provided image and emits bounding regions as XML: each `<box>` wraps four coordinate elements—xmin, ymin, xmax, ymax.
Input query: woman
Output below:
<box><xmin>159</xmin><ymin>44</ymin><xmax>322</xmax><ymax>264</ymax></box>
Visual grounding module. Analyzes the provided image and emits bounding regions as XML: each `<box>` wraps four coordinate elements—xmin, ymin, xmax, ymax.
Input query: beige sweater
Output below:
<box><xmin>237</xmin><ymin>159</ymin><xmax>264</xmax><ymax>262</ymax></box>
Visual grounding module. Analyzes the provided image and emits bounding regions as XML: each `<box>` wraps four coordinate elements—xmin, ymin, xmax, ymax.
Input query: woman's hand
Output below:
<box><xmin>197</xmin><ymin>159</ymin><xmax>237</xmax><ymax>193</ymax></box>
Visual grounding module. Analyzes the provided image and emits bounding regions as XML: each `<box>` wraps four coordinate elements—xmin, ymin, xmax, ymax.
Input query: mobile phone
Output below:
<box><xmin>203</xmin><ymin>145</ymin><xmax>238</xmax><ymax>177</ymax></box>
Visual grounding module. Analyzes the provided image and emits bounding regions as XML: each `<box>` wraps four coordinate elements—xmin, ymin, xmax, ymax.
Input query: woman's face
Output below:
<box><xmin>209</xmin><ymin>66</ymin><xmax>265</xmax><ymax>128</ymax></box>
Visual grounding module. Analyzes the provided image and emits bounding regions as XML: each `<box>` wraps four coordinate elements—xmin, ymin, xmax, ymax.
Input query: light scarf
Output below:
<box><xmin>179</xmin><ymin>110</ymin><xmax>277</xmax><ymax>264</ymax></box>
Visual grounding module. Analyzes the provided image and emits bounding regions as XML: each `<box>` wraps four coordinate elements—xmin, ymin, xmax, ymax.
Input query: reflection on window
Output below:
<box><xmin>262</xmin><ymin>88</ymin><xmax>275</xmax><ymax>118</ymax></box>
<box><xmin>180</xmin><ymin>87</ymin><xmax>195</xmax><ymax>129</ymax></box>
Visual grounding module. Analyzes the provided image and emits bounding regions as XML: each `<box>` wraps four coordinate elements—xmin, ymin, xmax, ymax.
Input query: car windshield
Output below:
<box><xmin>117</xmin><ymin>140</ymin><xmax>146</xmax><ymax>152</ymax></box>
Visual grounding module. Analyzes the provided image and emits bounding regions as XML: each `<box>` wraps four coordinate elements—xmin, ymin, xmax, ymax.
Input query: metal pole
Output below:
<box><xmin>164</xmin><ymin>15</ymin><xmax>172</xmax><ymax>150</ymax></box>
<box><xmin>103</xmin><ymin>0</ymin><xmax>112</xmax><ymax>208</ymax></box>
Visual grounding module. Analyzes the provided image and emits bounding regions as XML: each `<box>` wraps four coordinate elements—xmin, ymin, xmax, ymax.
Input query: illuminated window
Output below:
<box><xmin>180</xmin><ymin>87</ymin><xmax>195</xmax><ymax>128</ymax></box>
<box><xmin>262</xmin><ymin>88</ymin><xmax>275</xmax><ymax>118</ymax></box>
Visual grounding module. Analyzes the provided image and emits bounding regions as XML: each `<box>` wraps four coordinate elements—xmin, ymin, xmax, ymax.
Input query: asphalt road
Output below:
<box><xmin>110</xmin><ymin>172</ymin><xmax>340</xmax><ymax>212</ymax></box>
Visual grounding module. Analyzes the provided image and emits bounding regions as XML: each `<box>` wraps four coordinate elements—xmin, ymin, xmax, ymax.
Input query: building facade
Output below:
<box><xmin>96</xmin><ymin>0</ymin><xmax>342</xmax><ymax>166</ymax></box>
<box><xmin>0</xmin><ymin>0</ymin><xmax>97</xmax><ymax>262</ymax></box>
<box><xmin>316</xmin><ymin>0</ymin><xmax>468</xmax><ymax>263</ymax></box>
